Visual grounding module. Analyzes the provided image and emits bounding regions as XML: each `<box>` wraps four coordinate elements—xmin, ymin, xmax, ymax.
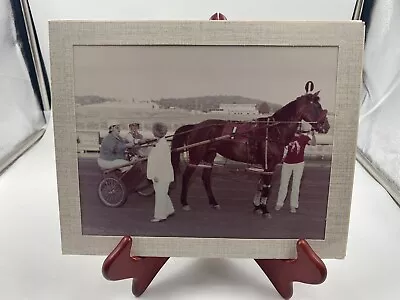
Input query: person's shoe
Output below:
<box><xmin>275</xmin><ymin>204</ymin><xmax>283</xmax><ymax>211</ymax></box>
<box><xmin>150</xmin><ymin>218</ymin><xmax>165</xmax><ymax>222</ymax></box>
<box><xmin>290</xmin><ymin>207</ymin><xmax>297</xmax><ymax>213</ymax></box>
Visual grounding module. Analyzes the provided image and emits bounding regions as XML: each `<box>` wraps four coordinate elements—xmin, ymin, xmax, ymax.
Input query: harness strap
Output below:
<box><xmin>231</xmin><ymin>126</ymin><xmax>237</xmax><ymax>139</ymax></box>
<box><xmin>265</xmin><ymin>122</ymin><xmax>268</xmax><ymax>170</ymax></box>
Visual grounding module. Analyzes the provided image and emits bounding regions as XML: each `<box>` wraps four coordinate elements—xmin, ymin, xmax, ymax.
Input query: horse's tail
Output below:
<box><xmin>170</xmin><ymin>124</ymin><xmax>196</xmax><ymax>175</ymax></box>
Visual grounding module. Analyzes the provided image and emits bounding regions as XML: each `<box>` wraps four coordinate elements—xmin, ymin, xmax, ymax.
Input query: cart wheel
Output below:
<box><xmin>98</xmin><ymin>176</ymin><xmax>127</xmax><ymax>207</ymax></box>
<box><xmin>136</xmin><ymin>178</ymin><xmax>155</xmax><ymax>197</ymax></box>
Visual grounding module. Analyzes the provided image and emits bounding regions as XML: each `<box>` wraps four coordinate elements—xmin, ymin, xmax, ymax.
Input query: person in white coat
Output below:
<box><xmin>147</xmin><ymin>122</ymin><xmax>175</xmax><ymax>222</ymax></box>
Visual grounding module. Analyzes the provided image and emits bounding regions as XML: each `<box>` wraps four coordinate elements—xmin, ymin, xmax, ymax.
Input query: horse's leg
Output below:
<box><xmin>201</xmin><ymin>151</ymin><xmax>219</xmax><ymax>209</ymax></box>
<box><xmin>180</xmin><ymin>165</ymin><xmax>196</xmax><ymax>211</ymax></box>
<box><xmin>253</xmin><ymin>177</ymin><xmax>263</xmax><ymax>214</ymax></box>
<box><xmin>180</xmin><ymin>142</ymin><xmax>211</xmax><ymax>210</ymax></box>
<box><xmin>259</xmin><ymin>172</ymin><xmax>274</xmax><ymax>218</ymax></box>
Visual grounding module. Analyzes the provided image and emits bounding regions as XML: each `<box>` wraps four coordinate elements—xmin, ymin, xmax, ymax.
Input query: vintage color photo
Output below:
<box><xmin>49</xmin><ymin>21</ymin><xmax>364</xmax><ymax>259</ymax></box>
<box><xmin>75</xmin><ymin>45</ymin><xmax>334</xmax><ymax>240</ymax></box>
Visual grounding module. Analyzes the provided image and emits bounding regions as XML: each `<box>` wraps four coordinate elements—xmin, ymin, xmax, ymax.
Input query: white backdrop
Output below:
<box><xmin>0</xmin><ymin>1</ymin><xmax>47</xmax><ymax>172</ymax></box>
<box><xmin>4</xmin><ymin>1</ymin><xmax>400</xmax><ymax>300</ymax></box>
<box><xmin>29</xmin><ymin>0</ymin><xmax>357</xmax><ymax>74</ymax></box>
<box><xmin>356</xmin><ymin>0</ymin><xmax>400</xmax><ymax>205</ymax></box>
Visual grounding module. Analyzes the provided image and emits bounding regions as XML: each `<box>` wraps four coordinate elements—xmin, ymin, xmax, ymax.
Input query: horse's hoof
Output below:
<box><xmin>254</xmin><ymin>209</ymin><xmax>263</xmax><ymax>215</ymax></box>
<box><xmin>182</xmin><ymin>205</ymin><xmax>191</xmax><ymax>211</ymax></box>
<box><xmin>212</xmin><ymin>205</ymin><xmax>221</xmax><ymax>210</ymax></box>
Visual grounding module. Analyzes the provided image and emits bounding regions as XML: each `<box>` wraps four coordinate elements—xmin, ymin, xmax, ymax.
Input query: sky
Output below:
<box><xmin>73</xmin><ymin>45</ymin><xmax>338</xmax><ymax>112</ymax></box>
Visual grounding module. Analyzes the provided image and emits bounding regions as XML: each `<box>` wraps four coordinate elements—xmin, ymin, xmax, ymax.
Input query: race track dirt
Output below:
<box><xmin>78</xmin><ymin>157</ymin><xmax>331</xmax><ymax>240</ymax></box>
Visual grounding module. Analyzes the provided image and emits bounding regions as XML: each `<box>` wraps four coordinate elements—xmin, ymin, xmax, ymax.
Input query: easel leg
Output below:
<box><xmin>102</xmin><ymin>237</ymin><xmax>327</xmax><ymax>298</ymax></box>
<box><xmin>209</xmin><ymin>12</ymin><xmax>227</xmax><ymax>20</ymax></box>
<box><xmin>102</xmin><ymin>236</ymin><xmax>169</xmax><ymax>297</ymax></box>
<box><xmin>255</xmin><ymin>239</ymin><xmax>327</xmax><ymax>299</ymax></box>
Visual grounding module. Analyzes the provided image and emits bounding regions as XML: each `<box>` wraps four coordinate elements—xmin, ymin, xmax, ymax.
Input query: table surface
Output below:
<box><xmin>1</xmin><ymin>117</ymin><xmax>399</xmax><ymax>300</ymax></box>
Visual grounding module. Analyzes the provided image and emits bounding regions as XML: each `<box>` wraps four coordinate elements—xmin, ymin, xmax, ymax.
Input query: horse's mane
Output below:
<box><xmin>255</xmin><ymin>95</ymin><xmax>304</xmax><ymax>123</ymax></box>
<box><xmin>272</xmin><ymin>97</ymin><xmax>300</xmax><ymax>120</ymax></box>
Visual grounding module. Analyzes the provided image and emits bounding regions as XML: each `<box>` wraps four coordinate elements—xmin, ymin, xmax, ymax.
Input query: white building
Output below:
<box><xmin>216</xmin><ymin>104</ymin><xmax>259</xmax><ymax>115</ymax></box>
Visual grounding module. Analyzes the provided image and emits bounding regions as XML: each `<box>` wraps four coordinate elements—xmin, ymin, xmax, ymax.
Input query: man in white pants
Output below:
<box><xmin>275</xmin><ymin>124</ymin><xmax>316</xmax><ymax>213</ymax></box>
<box><xmin>146</xmin><ymin>122</ymin><xmax>175</xmax><ymax>222</ymax></box>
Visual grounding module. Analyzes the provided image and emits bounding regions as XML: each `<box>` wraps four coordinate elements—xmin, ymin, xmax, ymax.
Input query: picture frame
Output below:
<box><xmin>356</xmin><ymin>0</ymin><xmax>400</xmax><ymax>208</ymax></box>
<box><xmin>49</xmin><ymin>20</ymin><xmax>364</xmax><ymax>259</ymax></box>
<box><xmin>0</xmin><ymin>0</ymin><xmax>51</xmax><ymax>175</ymax></box>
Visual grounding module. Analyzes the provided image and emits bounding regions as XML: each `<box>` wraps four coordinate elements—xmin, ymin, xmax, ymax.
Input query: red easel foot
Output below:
<box><xmin>102</xmin><ymin>236</ymin><xmax>169</xmax><ymax>297</ymax></box>
<box><xmin>255</xmin><ymin>239</ymin><xmax>327</xmax><ymax>299</ymax></box>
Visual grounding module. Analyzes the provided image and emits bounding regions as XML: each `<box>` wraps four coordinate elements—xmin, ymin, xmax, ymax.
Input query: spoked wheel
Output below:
<box><xmin>98</xmin><ymin>175</ymin><xmax>128</xmax><ymax>207</ymax></box>
<box><xmin>135</xmin><ymin>178</ymin><xmax>155</xmax><ymax>197</ymax></box>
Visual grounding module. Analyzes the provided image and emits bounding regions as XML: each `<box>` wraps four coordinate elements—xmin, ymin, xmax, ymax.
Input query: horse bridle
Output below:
<box><xmin>261</xmin><ymin>102</ymin><xmax>327</xmax><ymax>143</ymax></box>
<box><xmin>312</xmin><ymin>109</ymin><xmax>328</xmax><ymax>131</ymax></box>
<box><xmin>297</xmin><ymin>96</ymin><xmax>328</xmax><ymax>131</ymax></box>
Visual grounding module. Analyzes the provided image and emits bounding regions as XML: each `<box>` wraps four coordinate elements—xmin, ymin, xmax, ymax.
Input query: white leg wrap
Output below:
<box><xmin>260</xmin><ymin>197</ymin><xmax>268</xmax><ymax>205</ymax></box>
<box><xmin>253</xmin><ymin>191</ymin><xmax>261</xmax><ymax>206</ymax></box>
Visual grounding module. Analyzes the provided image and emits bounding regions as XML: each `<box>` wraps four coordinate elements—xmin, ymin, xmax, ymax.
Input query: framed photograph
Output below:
<box><xmin>49</xmin><ymin>20</ymin><xmax>364</xmax><ymax>259</ymax></box>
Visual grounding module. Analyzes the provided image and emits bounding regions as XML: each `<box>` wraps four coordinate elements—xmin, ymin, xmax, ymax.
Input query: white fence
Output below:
<box><xmin>77</xmin><ymin>131</ymin><xmax>100</xmax><ymax>152</ymax></box>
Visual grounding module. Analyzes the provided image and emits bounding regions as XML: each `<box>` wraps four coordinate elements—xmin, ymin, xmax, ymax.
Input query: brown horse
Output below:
<box><xmin>170</xmin><ymin>91</ymin><xmax>330</xmax><ymax>217</ymax></box>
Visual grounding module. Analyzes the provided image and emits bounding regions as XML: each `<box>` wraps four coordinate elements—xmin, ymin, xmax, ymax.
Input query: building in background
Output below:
<box><xmin>211</xmin><ymin>103</ymin><xmax>259</xmax><ymax>115</ymax></box>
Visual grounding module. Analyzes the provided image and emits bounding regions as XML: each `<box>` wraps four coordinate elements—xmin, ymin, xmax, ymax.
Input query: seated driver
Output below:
<box><xmin>97</xmin><ymin>121</ymin><xmax>135</xmax><ymax>173</ymax></box>
<box><xmin>126</xmin><ymin>122</ymin><xmax>151</xmax><ymax>157</ymax></box>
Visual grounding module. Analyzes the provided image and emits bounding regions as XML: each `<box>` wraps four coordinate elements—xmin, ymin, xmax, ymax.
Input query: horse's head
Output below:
<box><xmin>298</xmin><ymin>91</ymin><xmax>330</xmax><ymax>134</ymax></box>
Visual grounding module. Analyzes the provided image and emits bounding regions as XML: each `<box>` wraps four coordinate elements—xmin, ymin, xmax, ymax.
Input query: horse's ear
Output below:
<box><xmin>314</xmin><ymin>90</ymin><xmax>320</xmax><ymax>97</ymax></box>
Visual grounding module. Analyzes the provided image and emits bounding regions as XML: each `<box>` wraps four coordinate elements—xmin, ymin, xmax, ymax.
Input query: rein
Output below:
<box><xmin>134</xmin><ymin>100</ymin><xmax>327</xmax><ymax>149</ymax></box>
<box><xmin>135</xmin><ymin>119</ymin><xmax>317</xmax><ymax>149</ymax></box>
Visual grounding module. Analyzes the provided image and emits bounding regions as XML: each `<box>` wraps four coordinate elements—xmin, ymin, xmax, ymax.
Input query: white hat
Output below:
<box><xmin>107</xmin><ymin>120</ymin><xmax>120</xmax><ymax>129</ymax></box>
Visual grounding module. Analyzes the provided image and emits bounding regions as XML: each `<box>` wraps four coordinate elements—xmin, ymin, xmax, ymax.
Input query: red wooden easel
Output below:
<box><xmin>101</xmin><ymin>13</ymin><xmax>327</xmax><ymax>299</ymax></box>
<box><xmin>102</xmin><ymin>236</ymin><xmax>327</xmax><ymax>299</ymax></box>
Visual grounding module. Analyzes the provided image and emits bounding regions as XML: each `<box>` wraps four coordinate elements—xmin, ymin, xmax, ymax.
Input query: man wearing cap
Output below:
<box><xmin>126</xmin><ymin>123</ymin><xmax>143</xmax><ymax>143</ymax></box>
<box><xmin>97</xmin><ymin>121</ymin><xmax>135</xmax><ymax>173</ymax></box>
<box><xmin>147</xmin><ymin>122</ymin><xmax>175</xmax><ymax>222</ymax></box>
<box><xmin>274</xmin><ymin>122</ymin><xmax>316</xmax><ymax>213</ymax></box>
<box><xmin>125</xmin><ymin>122</ymin><xmax>150</xmax><ymax>157</ymax></box>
